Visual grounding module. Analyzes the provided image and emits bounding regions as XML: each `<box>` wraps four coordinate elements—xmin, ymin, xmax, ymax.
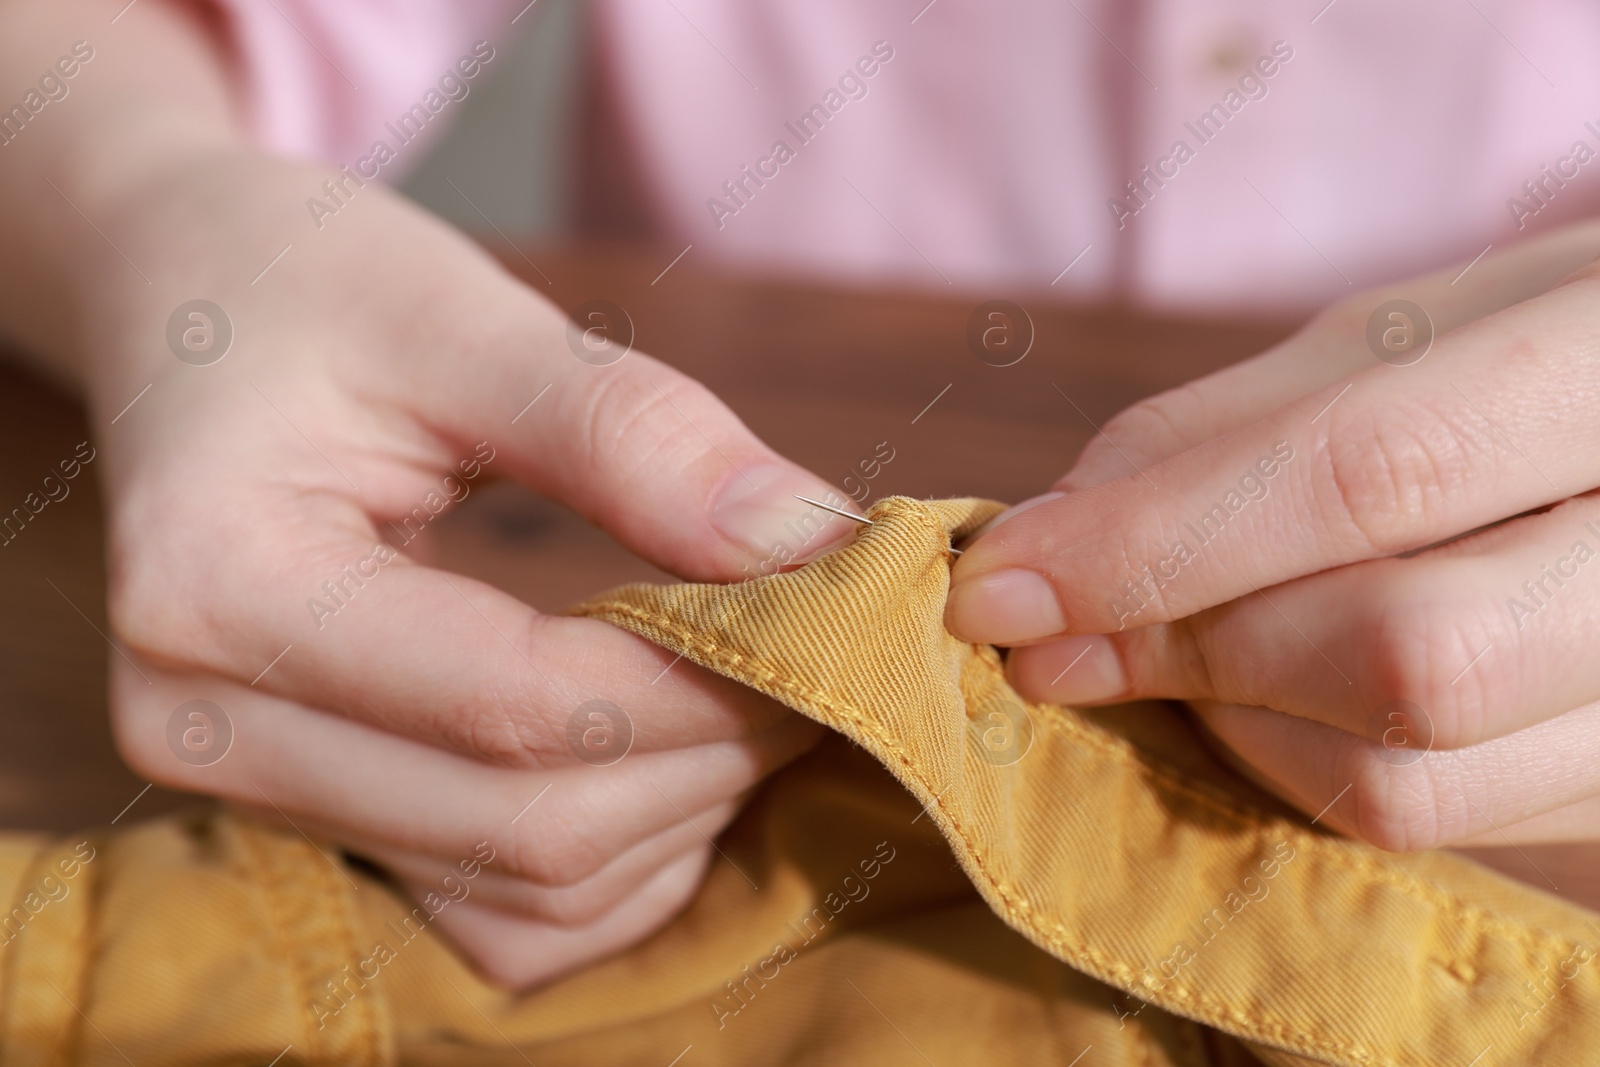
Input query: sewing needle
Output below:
<box><xmin>793</xmin><ymin>495</ymin><xmax>962</xmax><ymax>556</ymax></box>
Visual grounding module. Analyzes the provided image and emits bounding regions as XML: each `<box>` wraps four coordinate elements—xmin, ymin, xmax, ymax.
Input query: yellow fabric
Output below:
<box><xmin>1</xmin><ymin>496</ymin><xmax>1597</xmax><ymax>1064</ymax></box>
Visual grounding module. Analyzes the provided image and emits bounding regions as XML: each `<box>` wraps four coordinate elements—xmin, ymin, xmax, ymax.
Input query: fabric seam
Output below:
<box><xmin>580</xmin><ymin>597</ymin><xmax>1586</xmax><ymax>1066</ymax></box>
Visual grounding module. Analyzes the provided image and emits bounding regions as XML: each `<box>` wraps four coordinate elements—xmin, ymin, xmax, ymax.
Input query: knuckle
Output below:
<box><xmin>1101</xmin><ymin>535</ymin><xmax>1187</xmax><ymax>626</ymax></box>
<box><xmin>445</xmin><ymin>616</ymin><xmax>568</xmax><ymax>769</ymax></box>
<box><xmin>107</xmin><ymin>515</ymin><xmax>291</xmax><ymax>679</ymax></box>
<box><xmin>502</xmin><ymin>818</ymin><xmax>614</xmax><ymax>887</ymax></box>
<box><xmin>110</xmin><ymin>719</ymin><xmax>180</xmax><ymax>786</ymax></box>
<box><xmin>454</xmin><ymin>700</ymin><xmax>550</xmax><ymax>767</ymax></box>
<box><xmin>105</xmin><ymin>684</ymin><xmax>173</xmax><ymax>781</ymax></box>
<box><xmin>1360</xmin><ymin>589</ymin><xmax>1498</xmax><ymax>750</ymax></box>
<box><xmin>1122</xmin><ymin>616</ymin><xmax>1221</xmax><ymax>700</ymax></box>
<box><xmin>107</xmin><ymin>695</ymin><xmax>210</xmax><ymax>793</ymax></box>
<box><xmin>1317</xmin><ymin>404</ymin><xmax>1481</xmax><ymax>553</ymax></box>
<box><xmin>1345</xmin><ymin>754</ymin><xmax>1448</xmax><ymax>852</ymax></box>
<box><xmin>512</xmin><ymin>864</ymin><xmax>670</xmax><ymax>925</ymax></box>
<box><xmin>577</xmin><ymin>367</ymin><xmax>718</xmax><ymax>474</ymax></box>
<box><xmin>525</xmin><ymin>883</ymin><xmax>622</xmax><ymax>925</ymax></box>
<box><xmin>105</xmin><ymin>545</ymin><xmax>199</xmax><ymax>668</ymax></box>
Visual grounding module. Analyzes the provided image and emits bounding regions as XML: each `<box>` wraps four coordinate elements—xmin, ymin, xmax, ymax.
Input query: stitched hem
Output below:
<box><xmin>579</xmin><ymin>596</ymin><xmax>1593</xmax><ymax>1067</ymax></box>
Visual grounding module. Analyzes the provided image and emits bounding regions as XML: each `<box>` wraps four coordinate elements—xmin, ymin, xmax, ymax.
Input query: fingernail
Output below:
<box><xmin>709</xmin><ymin>464</ymin><xmax>852</xmax><ymax>567</ymax></box>
<box><xmin>1013</xmin><ymin>636</ymin><xmax>1127</xmax><ymax>704</ymax></box>
<box><xmin>945</xmin><ymin>568</ymin><xmax>1065</xmax><ymax>644</ymax></box>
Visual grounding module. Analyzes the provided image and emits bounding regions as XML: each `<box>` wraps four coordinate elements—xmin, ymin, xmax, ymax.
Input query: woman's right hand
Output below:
<box><xmin>1</xmin><ymin>0</ymin><xmax>846</xmax><ymax>988</ymax></box>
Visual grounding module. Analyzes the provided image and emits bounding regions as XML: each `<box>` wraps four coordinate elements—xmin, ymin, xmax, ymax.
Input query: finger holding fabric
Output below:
<box><xmin>96</xmin><ymin>170</ymin><xmax>851</xmax><ymax>754</ymax></box>
<box><xmin>0</xmin><ymin>0</ymin><xmax>847</xmax><ymax>987</ymax></box>
<box><xmin>949</xmin><ymin>222</ymin><xmax>1600</xmax><ymax>851</ymax></box>
<box><xmin>1007</xmin><ymin>490</ymin><xmax>1600</xmax><ymax>748</ymax></box>
<box><xmin>1005</xmin><ymin>492</ymin><xmax>1600</xmax><ymax>848</ymax></box>
<box><xmin>112</xmin><ymin>636</ymin><xmax>820</xmax><ymax>988</ymax></box>
<box><xmin>960</xmin><ymin>219</ymin><xmax>1600</xmax><ymax>556</ymax></box>
<box><xmin>948</xmin><ymin>254</ymin><xmax>1600</xmax><ymax>644</ymax></box>
<box><xmin>89</xmin><ymin>177</ymin><xmax>840</xmax><ymax>985</ymax></box>
<box><xmin>1185</xmin><ymin>697</ymin><xmax>1600</xmax><ymax>853</ymax></box>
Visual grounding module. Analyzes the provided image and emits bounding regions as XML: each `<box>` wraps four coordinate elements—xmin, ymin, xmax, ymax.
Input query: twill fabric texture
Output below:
<box><xmin>0</xmin><ymin>497</ymin><xmax>1595</xmax><ymax>1065</ymax></box>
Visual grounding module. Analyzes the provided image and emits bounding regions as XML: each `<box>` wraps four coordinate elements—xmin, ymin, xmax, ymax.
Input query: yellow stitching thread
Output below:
<box><xmin>235</xmin><ymin>821</ymin><xmax>317</xmax><ymax>1058</ymax></box>
<box><xmin>579</xmin><ymin>599</ymin><xmax>1584</xmax><ymax>1067</ymax></box>
<box><xmin>585</xmin><ymin>600</ymin><xmax>1581</xmax><ymax>954</ymax></box>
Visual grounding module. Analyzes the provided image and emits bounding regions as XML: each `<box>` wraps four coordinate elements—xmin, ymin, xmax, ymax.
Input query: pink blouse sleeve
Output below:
<box><xmin>201</xmin><ymin>0</ymin><xmax>520</xmax><ymax>176</ymax></box>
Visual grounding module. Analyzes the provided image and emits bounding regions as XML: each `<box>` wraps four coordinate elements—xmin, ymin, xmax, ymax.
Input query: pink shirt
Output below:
<box><xmin>208</xmin><ymin>0</ymin><xmax>1600</xmax><ymax>312</ymax></box>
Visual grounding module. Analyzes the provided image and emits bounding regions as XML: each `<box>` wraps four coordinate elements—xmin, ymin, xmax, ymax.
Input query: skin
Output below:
<box><xmin>950</xmin><ymin>221</ymin><xmax>1600</xmax><ymax>859</ymax></box>
<box><xmin>0</xmin><ymin>0</ymin><xmax>849</xmax><ymax>987</ymax></box>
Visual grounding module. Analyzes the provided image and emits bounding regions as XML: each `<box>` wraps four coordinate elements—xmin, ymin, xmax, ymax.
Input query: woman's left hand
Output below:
<box><xmin>947</xmin><ymin>220</ymin><xmax>1600</xmax><ymax>852</ymax></box>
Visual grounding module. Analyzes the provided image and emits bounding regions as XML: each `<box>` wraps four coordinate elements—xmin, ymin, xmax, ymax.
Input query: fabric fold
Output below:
<box><xmin>2</xmin><ymin>495</ymin><xmax>1596</xmax><ymax>1064</ymax></box>
<box><xmin>576</xmin><ymin>495</ymin><xmax>1600</xmax><ymax>1067</ymax></box>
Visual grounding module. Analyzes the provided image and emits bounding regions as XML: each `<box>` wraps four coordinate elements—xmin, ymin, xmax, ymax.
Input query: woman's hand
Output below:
<box><xmin>93</xmin><ymin>158</ymin><xmax>847</xmax><ymax>987</ymax></box>
<box><xmin>948</xmin><ymin>221</ymin><xmax>1600</xmax><ymax>853</ymax></box>
<box><xmin>0</xmin><ymin>0</ymin><xmax>845</xmax><ymax>987</ymax></box>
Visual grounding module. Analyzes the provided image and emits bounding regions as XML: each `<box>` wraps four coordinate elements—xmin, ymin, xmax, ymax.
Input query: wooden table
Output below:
<box><xmin>0</xmin><ymin>239</ymin><xmax>1583</xmax><ymax>906</ymax></box>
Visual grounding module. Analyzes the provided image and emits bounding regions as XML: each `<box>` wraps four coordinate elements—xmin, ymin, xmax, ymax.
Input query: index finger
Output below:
<box><xmin>112</xmin><ymin>497</ymin><xmax>796</xmax><ymax>766</ymax></box>
<box><xmin>945</xmin><ymin>266</ymin><xmax>1600</xmax><ymax>644</ymax></box>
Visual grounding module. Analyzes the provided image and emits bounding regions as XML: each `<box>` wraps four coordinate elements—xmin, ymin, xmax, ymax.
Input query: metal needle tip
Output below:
<box><xmin>794</xmin><ymin>494</ymin><xmax>872</xmax><ymax>525</ymax></box>
<box><xmin>793</xmin><ymin>495</ymin><xmax>962</xmax><ymax>555</ymax></box>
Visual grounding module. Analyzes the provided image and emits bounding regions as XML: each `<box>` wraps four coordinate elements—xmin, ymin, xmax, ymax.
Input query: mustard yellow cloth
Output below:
<box><xmin>1</xmin><ymin>497</ymin><xmax>1596</xmax><ymax>1065</ymax></box>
